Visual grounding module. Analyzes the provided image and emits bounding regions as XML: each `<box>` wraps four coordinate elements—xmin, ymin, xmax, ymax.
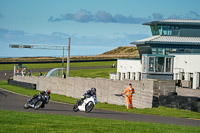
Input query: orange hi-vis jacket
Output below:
<box><xmin>122</xmin><ymin>87</ymin><xmax>135</xmax><ymax>97</ymax></box>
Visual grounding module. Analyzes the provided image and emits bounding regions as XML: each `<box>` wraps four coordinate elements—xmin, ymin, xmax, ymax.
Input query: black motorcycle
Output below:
<box><xmin>24</xmin><ymin>92</ymin><xmax>47</xmax><ymax>110</ymax></box>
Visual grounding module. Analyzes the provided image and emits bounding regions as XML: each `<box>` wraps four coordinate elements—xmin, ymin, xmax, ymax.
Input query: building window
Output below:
<box><xmin>149</xmin><ymin>57</ymin><xmax>155</xmax><ymax>72</ymax></box>
<box><xmin>165</xmin><ymin>48</ymin><xmax>171</xmax><ymax>55</ymax></box>
<box><xmin>165</xmin><ymin>58</ymin><xmax>172</xmax><ymax>72</ymax></box>
<box><xmin>158</xmin><ymin>48</ymin><xmax>164</xmax><ymax>55</ymax></box>
<box><xmin>152</xmin><ymin>48</ymin><xmax>157</xmax><ymax>55</ymax></box>
<box><xmin>155</xmin><ymin>57</ymin><xmax>164</xmax><ymax>72</ymax></box>
<box><xmin>142</xmin><ymin>55</ymin><xmax>174</xmax><ymax>74</ymax></box>
<box><xmin>161</xmin><ymin>26</ymin><xmax>171</xmax><ymax>35</ymax></box>
<box><xmin>150</xmin><ymin>26</ymin><xmax>159</xmax><ymax>35</ymax></box>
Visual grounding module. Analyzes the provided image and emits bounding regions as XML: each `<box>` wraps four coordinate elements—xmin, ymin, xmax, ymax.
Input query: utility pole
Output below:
<box><xmin>67</xmin><ymin>38</ymin><xmax>71</xmax><ymax>77</ymax></box>
<box><xmin>62</xmin><ymin>46</ymin><xmax>64</xmax><ymax>78</ymax></box>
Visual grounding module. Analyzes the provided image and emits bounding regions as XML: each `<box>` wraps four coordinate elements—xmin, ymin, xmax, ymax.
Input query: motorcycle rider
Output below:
<box><xmin>44</xmin><ymin>89</ymin><xmax>51</xmax><ymax>104</ymax></box>
<box><xmin>80</xmin><ymin>88</ymin><xmax>96</xmax><ymax>104</ymax></box>
<box><xmin>29</xmin><ymin>89</ymin><xmax>51</xmax><ymax>107</ymax></box>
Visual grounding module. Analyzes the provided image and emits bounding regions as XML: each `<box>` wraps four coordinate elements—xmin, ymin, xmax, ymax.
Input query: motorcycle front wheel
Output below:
<box><xmin>73</xmin><ymin>104</ymin><xmax>79</xmax><ymax>112</ymax></box>
<box><xmin>34</xmin><ymin>101</ymin><xmax>43</xmax><ymax>110</ymax></box>
<box><xmin>85</xmin><ymin>101</ymin><xmax>94</xmax><ymax>113</ymax></box>
<box><xmin>24</xmin><ymin>103</ymin><xmax>29</xmax><ymax>109</ymax></box>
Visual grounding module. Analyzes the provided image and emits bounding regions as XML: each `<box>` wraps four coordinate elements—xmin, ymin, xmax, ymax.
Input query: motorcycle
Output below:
<box><xmin>24</xmin><ymin>92</ymin><xmax>47</xmax><ymax>110</ymax></box>
<box><xmin>73</xmin><ymin>96</ymin><xmax>97</xmax><ymax>113</ymax></box>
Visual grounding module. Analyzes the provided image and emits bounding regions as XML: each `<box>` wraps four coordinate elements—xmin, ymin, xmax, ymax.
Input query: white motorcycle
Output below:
<box><xmin>73</xmin><ymin>96</ymin><xmax>97</xmax><ymax>113</ymax></box>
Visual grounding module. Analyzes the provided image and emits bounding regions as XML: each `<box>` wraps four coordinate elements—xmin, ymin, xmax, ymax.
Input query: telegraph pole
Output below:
<box><xmin>62</xmin><ymin>46</ymin><xmax>64</xmax><ymax>77</ymax></box>
<box><xmin>67</xmin><ymin>38</ymin><xmax>71</xmax><ymax>77</ymax></box>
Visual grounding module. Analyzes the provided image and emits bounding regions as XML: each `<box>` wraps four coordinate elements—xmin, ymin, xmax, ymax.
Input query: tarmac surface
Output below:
<box><xmin>0</xmin><ymin>88</ymin><xmax>200</xmax><ymax>127</ymax></box>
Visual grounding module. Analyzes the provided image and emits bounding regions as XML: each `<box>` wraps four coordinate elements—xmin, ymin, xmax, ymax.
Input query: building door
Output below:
<box><xmin>198</xmin><ymin>73</ymin><xmax>200</xmax><ymax>89</ymax></box>
<box><xmin>190</xmin><ymin>73</ymin><xmax>193</xmax><ymax>89</ymax></box>
<box><xmin>128</xmin><ymin>72</ymin><xmax>131</xmax><ymax>79</ymax></box>
<box><xmin>123</xmin><ymin>73</ymin><xmax>126</xmax><ymax>79</ymax></box>
<box><xmin>118</xmin><ymin>72</ymin><xmax>121</xmax><ymax>80</ymax></box>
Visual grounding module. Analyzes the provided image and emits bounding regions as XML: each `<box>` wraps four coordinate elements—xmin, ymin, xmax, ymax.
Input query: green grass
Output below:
<box><xmin>0</xmin><ymin>110</ymin><xmax>199</xmax><ymax>133</ymax></box>
<box><xmin>1</xmin><ymin>80</ymin><xmax>200</xmax><ymax>120</ymax></box>
<box><xmin>69</xmin><ymin>68</ymin><xmax>116</xmax><ymax>78</ymax></box>
<box><xmin>31</xmin><ymin>68</ymin><xmax>117</xmax><ymax>79</ymax></box>
<box><xmin>0</xmin><ymin>61</ymin><xmax>116</xmax><ymax>71</ymax></box>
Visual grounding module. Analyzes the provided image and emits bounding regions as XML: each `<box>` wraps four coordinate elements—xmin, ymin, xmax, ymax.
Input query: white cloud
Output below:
<box><xmin>48</xmin><ymin>9</ymin><xmax>151</xmax><ymax>24</ymax></box>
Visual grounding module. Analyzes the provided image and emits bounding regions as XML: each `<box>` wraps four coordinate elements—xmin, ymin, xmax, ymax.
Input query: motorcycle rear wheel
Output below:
<box><xmin>73</xmin><ymin>104</ymin><xmax>79</xmax><ymax>112</ymax></box>
<box><xmin>34</xmin><ymin>101</ymin><xmax>43</xmax><ymax>110</ymax></box>
<box><xmin>24</xmin><ymin>103</ymin><xmax>29</xmax><ymax>109</ymax></box>
<box><xmin>85</xmin><ymin>101</ymin><xmax>94</xmax><ymax>113</ymax></box>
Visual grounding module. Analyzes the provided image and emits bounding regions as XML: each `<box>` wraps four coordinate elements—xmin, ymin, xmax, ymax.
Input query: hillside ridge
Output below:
<box><xmin>0</xmin><ymin>46</ymin><xmax>139</xmax><ymax>62</ymax></box>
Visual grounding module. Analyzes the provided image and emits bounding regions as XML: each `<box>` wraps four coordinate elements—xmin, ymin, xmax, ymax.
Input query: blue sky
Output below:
<box><xmin>1</xmin><ymin>0</ymin><xmax>200</xmax><ymax>57</ymax></box>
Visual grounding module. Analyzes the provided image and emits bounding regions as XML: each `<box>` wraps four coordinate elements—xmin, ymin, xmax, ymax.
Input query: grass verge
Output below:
<box><xmin>0</xmin><ymin>61</ymin><xmax>116</xmax><ymax>71</ymax></box>
<box><xmin>0</xmin><ymin>80</ymin><xmax>200</xmax><ymax>120</ymax></box>
<box><xmin>0</xmin><ymin>110</ymin><xmax>200</xmax><ymax>133</ymax></box>
<box><xmin>31</xmin><ymin>68</ymin><xmax>117</xmax><ymax>79</ymax></box>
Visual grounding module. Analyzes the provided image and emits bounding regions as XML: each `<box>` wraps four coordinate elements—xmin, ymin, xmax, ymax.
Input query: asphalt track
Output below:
<box><xmin>0</xmin><ymin>89</ymin><xmax>200</xmax><ymax>127</ymax></box>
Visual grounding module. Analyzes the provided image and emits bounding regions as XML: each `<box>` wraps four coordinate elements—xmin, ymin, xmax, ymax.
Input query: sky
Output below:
<box><xmin>1</xmin><ymin>0</ymin><xmax>200</xmax><ymax>57</ymax></box>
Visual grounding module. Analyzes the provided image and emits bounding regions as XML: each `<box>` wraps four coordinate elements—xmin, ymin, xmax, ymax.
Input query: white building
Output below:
<box><xmin>111</xmin><ymin>19</ymin><xmax>200</xmax><ymax>89</ymax></box>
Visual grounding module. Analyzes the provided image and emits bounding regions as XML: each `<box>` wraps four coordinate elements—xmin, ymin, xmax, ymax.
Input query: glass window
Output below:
<box><xmin>165</xmin><ymin>48</ymin><xmax>171</xmax><ymax>55</ymax></box>
<box><xmin>148</xmin><ymin>57</ymin><xmax>155</xmax><ymax>72</ymax></box>
<box><xmin>150</xmin><ymin>26</ymin><xmax>159</xmax><ymax>35</ymax></box>
<box><xmin>156</xmin><ymin>25</ymin><xmax>180</xmax><ymax>36</ymax></box>
<box><xmin>166</xmin><ymin>58</ymin><xmax>172</xmax><ymax>72</ymax></box>
<box><xmin>161</xmin><ymin>26</ymin><xmax>171</xmax><ymax>35</ymax></box>
<box><xmin>158</xmin><ymin>48</ymin><xmax>164</xmax><ymax>55</ymax></box>
<box><xmin>152</xmin><ymin>48</ymin><xmax>157</xmax><ymax>55</ymax></box>
<box><xmin>155</xmin><ymin>57</ymin><xmax>164</xmax><ymax>72</ymax></box>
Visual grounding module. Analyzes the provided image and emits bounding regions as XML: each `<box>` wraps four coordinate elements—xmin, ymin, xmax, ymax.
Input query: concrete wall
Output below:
<box><xmin>153</xmin><ymin>80</ymin><xmax>176</xmax><ymax>97</ymax></box>
<box><xmin>176</xmin><ymin>87</ymin><xmax>200</xmax><ymax>98</ymax></box>
<box><xmin>159</xmin><ymin>95</ymin><xmax>200</xmax><ymax>112</ymax></box>
<box><xmin>14</xmin><ymin>76</ymin><xmax>157</xmax><ymax>108</ymax></box>
<box><xmin>13</xmin><ymin>76</ymin><xmax>176</xmax><ymax>108</ymax></box>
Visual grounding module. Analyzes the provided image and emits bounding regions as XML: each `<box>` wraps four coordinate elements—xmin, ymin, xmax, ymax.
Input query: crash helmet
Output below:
<box><xmin>91</xmin><ymin>87</ymin><xmax>96</xmax><ymax>94</ymax></box>
<box><xmin>46</xmin><ymin>89</ymin><xmax>51</xmax><ymax>95</ymax></box>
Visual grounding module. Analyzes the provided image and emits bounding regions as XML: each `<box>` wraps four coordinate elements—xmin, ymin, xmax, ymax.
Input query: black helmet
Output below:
<box><xmin>91</xmin><ymin>88</ymin><xmax>96</xmax><ymax>94</ymax></box>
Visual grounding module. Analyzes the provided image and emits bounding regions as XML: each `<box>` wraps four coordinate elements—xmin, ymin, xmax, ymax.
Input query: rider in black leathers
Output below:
<box><xmin>80</xmin><ymin>88</ymin><xmax>96</xmax><ymax>104</ymax></box>
<box><xmin>29</xmin><ymin>89</ymin><xmax>51</xmax><ymax>107</ymax></box>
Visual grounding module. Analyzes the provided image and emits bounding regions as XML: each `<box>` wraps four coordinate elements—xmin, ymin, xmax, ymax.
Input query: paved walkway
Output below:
<box><xmin>0</xmin><ymin>89</ymin><xmax>200</xmax><ymax>127</ymax></box>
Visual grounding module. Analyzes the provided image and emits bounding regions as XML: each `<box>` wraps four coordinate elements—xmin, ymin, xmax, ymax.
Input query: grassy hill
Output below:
<box><xmin>100</xmin><ymin>46</ymin><xmax>139</xmax><ymax>57</ymax></box>
<box><xmin>0</xmin><ymin>46</ymin><xmax>139</xmax><ymax>62</ymax></box>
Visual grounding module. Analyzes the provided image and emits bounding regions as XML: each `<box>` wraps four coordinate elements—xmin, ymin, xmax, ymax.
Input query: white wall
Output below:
<box><xmin>173</xmin><ymin>54</ymin><xmax>200</xmax><ymax>89</ymax></box>
<box><xmin>117</xmin><ymin>59</ymin><xmax>142</xmax><ymax>73</ymax></box>
<box><xmin>173</xmin><ymin>54</ymin><xmax>200</xmax><ymax>73</ymax></box>
<box><xmin>117</xmin><ymin>59</ymin><xmax>142</xmax><ymax>80</ymax></box>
